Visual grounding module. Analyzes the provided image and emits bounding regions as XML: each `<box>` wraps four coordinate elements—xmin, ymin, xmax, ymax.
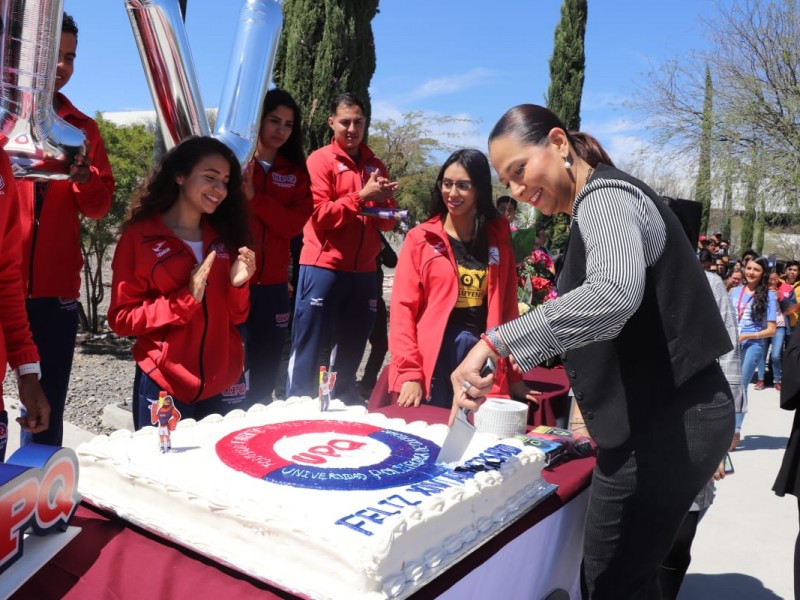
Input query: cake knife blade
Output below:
<box><xmin>435</xmin><ymin>406</ymin><xmax>476</xmax><ymax>464</ymax></box>
<box><xmin>435</xmin><ymin>357</ymin><xmax>495</xmax><ymax>464</ymax></box>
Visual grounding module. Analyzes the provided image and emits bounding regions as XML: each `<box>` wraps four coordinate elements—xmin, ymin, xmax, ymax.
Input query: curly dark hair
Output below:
<box><xmin>62</xmin><ymin>12</ymin><xmax>78</xmax><ymax>37</ymax></box>
<box><xmin>124</xmin><ymin>136</ymin><xmax>251</xmax><ymax>250</ymax></box>
<box><xmin>748</xmin><ymin>256</ymin><xmax>771</xmax><ymax>323</ymax></box>
<box><xmin>429</xmin><ymin>149</ymin><xmax>498</xmax><ymax>263</ymax></box>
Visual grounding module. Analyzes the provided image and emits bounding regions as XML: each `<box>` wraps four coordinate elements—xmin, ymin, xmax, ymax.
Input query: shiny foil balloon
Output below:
<box><xmin>0</xmin><ymin>0</ymin><xmax>86</xmax><ymax>180</ymax></box>
<box><xmin>125</xmin><ymin>0</ymin><xmax>282</xmax><ymax>166</ymax></box>
<box><xmin>124</xmin><ymin>0</ymin><xmax>211</xmax><ymax>150</ymax></box>
<box><xmin>213</xmin><ymin>0</ymin><xmax>283</xmax><ymax>166</ymax></box>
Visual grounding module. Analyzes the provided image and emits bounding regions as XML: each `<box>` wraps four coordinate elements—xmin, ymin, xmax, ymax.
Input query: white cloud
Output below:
<box><xmin>581</xmin><ymin>90</ymin><xmax>629</xmax><ymax>112</ymax></box>
<box><xmin>369</xmin><ymin>99</ymin><xmax>405</xmax><ymax>123</ymax></box>
<box><xmin>584</xmin><ymin>118</ymin><xmax>639</xmax><ymax>136</ymax></box>
<box><xmin>406</xmin><ymin>68</ymin><xmax>495</xmax><ymax>101</ymax></box>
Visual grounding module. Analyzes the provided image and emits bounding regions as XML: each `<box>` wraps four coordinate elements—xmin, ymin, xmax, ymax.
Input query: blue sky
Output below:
<box><xmin>62</xmin><ymin>0</ymin><xmax>722</xmax><ymax>164</ymax></box>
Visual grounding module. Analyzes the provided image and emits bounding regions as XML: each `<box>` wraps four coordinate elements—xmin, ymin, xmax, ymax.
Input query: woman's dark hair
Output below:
<box><xmin>430</xmin><ymin>149</ymin><xmax>497</xmax><ymax>263</ymax></box>
<box><xmin>125</xmin><ymin>136</ymin><xmax>251</xmax><ymax>250</ymax></box>
<box><xmin>260</xmin><ymin>88</ymin><xmax>306</xmax><ymax>166</ymax></box>
<box><xmin>749</xmin><ymin>256</ymin><xmax>771</xmax><ymax>323</ymax></box>
<box><xmin>489</xmin><ymin>104</ymin><xmax>615</xmax><ymax>168</ymax></box>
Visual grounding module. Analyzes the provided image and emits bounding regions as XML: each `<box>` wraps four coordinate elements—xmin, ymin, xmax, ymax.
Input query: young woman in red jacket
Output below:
<box><xmin>241</xmin><ymin>89</ymin><xmax>312</xmax><ymax>404</ymax></box>
<box><xmin>389</xmin><ymin>149</ymin><xmax>537</xmax><ymax>408</ymax></box>
<box><xmin>108</xmin><ymin>137</ymin><xmax>256</xmax><ymax>429</ymax></box>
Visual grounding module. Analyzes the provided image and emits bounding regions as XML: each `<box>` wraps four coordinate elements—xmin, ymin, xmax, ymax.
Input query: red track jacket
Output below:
<box><xmin>17</xmin><ymin>92</ymin><xmax>115</xmax><ymax>298</ymax></box>
<box><xmin>300</xmin><ymin>139</ymin><xmax>397</xmax><ymax>273</ymax></box>
<box><xmin>389</xmin><ymin>216</ymin><xmax>520</xmax><ymax>398</ymax></box>
<box><xmin>108</xmin><ymin>216</ymin><xmax>249</xmax><ymax>402</ymax></box>
<box><xmin>0</xmin><ymin>141</ymin><xmax>40</xmax><ymax>411</ymax></box>
<box><xmin>249</xmin><ymin>155</ymin><xmax>312</xmax><ymax>285</ymax></box>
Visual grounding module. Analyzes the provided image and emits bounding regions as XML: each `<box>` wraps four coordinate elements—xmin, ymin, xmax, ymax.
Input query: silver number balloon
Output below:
<box><xmin>0</xmin><ymin>0</ymin><xmax>86</xmax><ymax>180</ymax></box>
<box><xmin>214</xmin><ymin>0</ymin><xmax>283</xmax><ymax>166</ymax></box>
<box><xmin>124</xmin><ymin>0</ymin><xmax>210</xmax><ymax>150</ymax></box>
<box><xmin>125</xmin><ymin>0</ymin><xmax>283</xmax><ymax>166</ymax></box>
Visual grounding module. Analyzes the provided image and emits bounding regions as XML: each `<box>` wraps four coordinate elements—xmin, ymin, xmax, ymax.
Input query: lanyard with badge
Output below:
<box><xmin>736</xmin><ymin>287</ymin><xmax>753</xmax><ymax>323</ymax></box>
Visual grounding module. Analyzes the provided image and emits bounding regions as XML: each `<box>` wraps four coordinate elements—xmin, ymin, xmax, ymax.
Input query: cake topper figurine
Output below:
<box><xmin>150</xmin><ymin>391</ymin><xmax>181</xmax><ymax>453</ymax></box>
<box><xmin>318</xmin><ymin>367</ymin><xmax>336</xmax><ymax>411</ymax></box>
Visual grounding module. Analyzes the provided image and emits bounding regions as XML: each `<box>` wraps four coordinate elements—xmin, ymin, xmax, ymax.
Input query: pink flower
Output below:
<box><xmin>530</xmin><ymin>276</ymin><xmax>550</xmax><ymax>291</ymax></box>
<box><xmin>531</xmin><ymin>248</ymin><xmax>550</xmax><ymax>264</ymax></box>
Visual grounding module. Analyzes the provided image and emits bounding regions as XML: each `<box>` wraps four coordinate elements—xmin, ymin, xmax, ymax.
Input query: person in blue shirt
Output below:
<box><xmin>730</xmin><ymin>255</ymin><xmax>777</xmax><ymax>444</ymax></box>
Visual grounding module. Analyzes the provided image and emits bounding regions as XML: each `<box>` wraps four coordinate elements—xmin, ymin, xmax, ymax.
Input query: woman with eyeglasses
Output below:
<box><xmin>388</xmin><ymin>149</ymin><xmax>536</xmax><ymax>409</ymax></box>
<box><xmin>450</xmin><ymin>105</ymin><xmax>734</xmax><ymax>598</ymax></box>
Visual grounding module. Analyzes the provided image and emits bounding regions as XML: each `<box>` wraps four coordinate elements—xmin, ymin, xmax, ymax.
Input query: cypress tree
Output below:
<box><xmin>721</xmin><ymin>168</ymin><xmax>733</xmax><ymax>242</ymax></box>
<box><xmin>695</xmin><ymin>65</ymin><xmax>713</xmax><ymax>234</ymax></box>
<box><xmin>740</xmin><ymin>163</ymin><xmax>757</xmax><ymax>251</ymax></box>
<box><xmin>545</xmin><ymin>0</ymin><xmax>588</xmax><ymax>251</ymax></box>
<box><xmin>754</xmin><ymin>197</ymin><xmax>765</xmax><ymax>255</ymax></box>
<box><xmin>273</xmin><ymin>0</ymin><xmax>378</xmax><ymax>154</ymax></box>
<box><xmin>546</xmin><ymin>0</ymin><xmax>587</xmax><ymax>131</ymax></box>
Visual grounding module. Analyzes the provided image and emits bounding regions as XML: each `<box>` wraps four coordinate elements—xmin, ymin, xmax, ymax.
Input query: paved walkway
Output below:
<box><xmin>4</xmin><ymin>382</ymin><xmax>796</xmax><ymax>599</ymax></box>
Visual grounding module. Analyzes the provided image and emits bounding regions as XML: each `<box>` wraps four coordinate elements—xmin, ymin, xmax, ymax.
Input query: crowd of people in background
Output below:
<box><xmin>699</xmin><ymin>233</ymin><xmax>799</xmax><ymax>401</ymax></box>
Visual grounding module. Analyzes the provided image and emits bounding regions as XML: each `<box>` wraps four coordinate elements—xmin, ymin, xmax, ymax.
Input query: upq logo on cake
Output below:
<box><xmin>216</xmin><ymin>420</ymin><xmax>447</xmax><ymax>491</ymax></box>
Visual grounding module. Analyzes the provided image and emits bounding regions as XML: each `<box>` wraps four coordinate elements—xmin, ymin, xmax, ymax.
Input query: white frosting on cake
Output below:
<box><xmin>77</xmin><ymin>398</ymin><xmax>548</xmax><ymax>600</ymax></box>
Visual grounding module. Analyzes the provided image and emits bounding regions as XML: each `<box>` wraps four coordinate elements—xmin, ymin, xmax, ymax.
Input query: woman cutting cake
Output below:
<box><xmin>451</xmin><ymin>104</ymin><xmax>734</xmax><ymax>599</ymax></box>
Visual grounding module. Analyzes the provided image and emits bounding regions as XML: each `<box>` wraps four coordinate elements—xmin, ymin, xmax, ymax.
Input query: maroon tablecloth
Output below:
<box><xmin>369</xmin><ymin>365</ymin><xmax>571</xmax><ymax>429</ymax></box>
<box><xmin>13</xmin><ymin>398</ymin><xmax>593</xmax><ymax>600</ymax></box>
<box><xmin>523</xmin><ymin>366</ymin><xmax>571</xmax><ymax>427</ymax></box>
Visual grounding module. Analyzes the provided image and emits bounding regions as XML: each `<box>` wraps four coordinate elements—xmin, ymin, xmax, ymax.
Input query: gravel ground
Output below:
<box><xmin>3</xmin><ymin>255</ymin><xmax>396</xmax><ymax>436</ymax></box>
<box><xmin>3</xmin><ymin>326</ymin><xmax>136</xmax><ymax>436</ymax></box>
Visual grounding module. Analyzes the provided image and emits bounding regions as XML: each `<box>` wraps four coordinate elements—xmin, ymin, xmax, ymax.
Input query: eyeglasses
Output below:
<box><xmin>438</xmin><ymin>179</ymin><xmax>473</xmax><ymax>192</ymax></box>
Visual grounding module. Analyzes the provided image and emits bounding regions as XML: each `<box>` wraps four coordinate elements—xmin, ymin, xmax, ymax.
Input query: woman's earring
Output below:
<box><xmin>564</xmin><ymin>156</ymin><xmax>572</xmax><ymax>169</ymax></box>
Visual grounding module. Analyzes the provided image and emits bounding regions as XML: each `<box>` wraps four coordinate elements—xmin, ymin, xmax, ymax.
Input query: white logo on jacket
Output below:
<box><xmin>429</xmin><ymin>240</ymin><xmax>447</xmax><ymax>256</ymax></box>
<box><xmin>152</xmin><ymin>240</ymin><xmax>171</xmax><ymax>258</ymax></box>
<box><xmin>336</xmin><ymin>162</ymin><xmax>349</xmax><ymax>173</ymax></box>
<box><xmin>272</xmin><ymin>172</ymin><xmax>297</xmax><ymax>188</ymax></box>
<box><xmin>489</xmin><ymin>246</ymin><xmax>500</xmax><ymax>265</ymax></box>
<box><xmin>210</xmin><ymin>242</ymin><xmax>230</xmax><ymax>260</ymax></box>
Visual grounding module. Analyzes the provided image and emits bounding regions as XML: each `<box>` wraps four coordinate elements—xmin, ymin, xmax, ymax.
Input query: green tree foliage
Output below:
<box><xmin>740</xmin><ymin>163</ymin><xmax>758</xmax><ymax>251</ymax></box>
<box><xmin>80</xmin><ymin>115</ymin><xmax>154</xmax><ymax>333</ymax></box>
<box><xmin>368</xmin><ymin>112</ymin><xmax>478</xmax><ymax>224</ymax></box>
<box><xmin>695</xmin><ymin>65</ymin><xmax>713</xmax><ymax>233</ymax></box>
<box><xmin>633</xmin><ymin>0</ymin><xmax>800</xmax><ymax>228</ymax></box>
<box><xmin>755</xmin><ymin>197</ymin><xmax>766</xmax><ymax>255</ymax></box>
<box><xmin>721</xmin><ymin>168</ymin><xmax>733</xmax><ymax>241</ymax></box>
<box><xmin>545</xmin><ymin>0</ymin><xmax>588</xmax><ymax>252</ymax></box>
<box><xmin>545</xmin><ymin>0</ymin><xmax>587</xmax><ymax>131</ymax></box>
<box><xmin>273</xmin><ymin>0</ymin><xmax>378</xmax><ymax>154</ymax></box>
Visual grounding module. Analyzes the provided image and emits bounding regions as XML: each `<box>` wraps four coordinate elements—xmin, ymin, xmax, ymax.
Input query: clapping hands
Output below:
<box><xmin>230</xmin><ymin>247</ymin><xmax>256</xmax><ymax>287</ymax></box>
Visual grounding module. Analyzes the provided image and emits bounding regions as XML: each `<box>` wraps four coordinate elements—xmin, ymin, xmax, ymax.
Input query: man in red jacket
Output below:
<box><xmin>0</xmin><ymin>14</ymin><xmax>50</xmax><ymax>461</ymax></box>
<box><xmin>16</xmin><ymin>13</ymin><xmax>115</xmax><ymax>446</ymax></box>
<box><xmin>287</xmin><ymin>93</ymin><xmax>397</xmax><ymax>405</ymax></box>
